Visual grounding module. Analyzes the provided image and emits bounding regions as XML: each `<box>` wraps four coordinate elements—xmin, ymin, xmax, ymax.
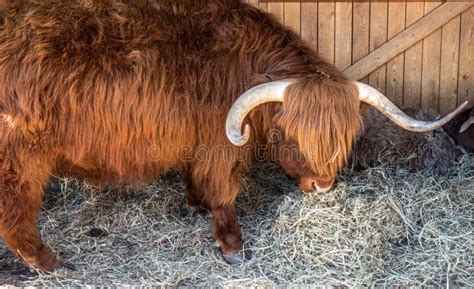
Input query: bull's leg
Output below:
<box><xmin>0</xmin><ymin>135</ymin><xmax>60</xmax><ymax>272</ymax></box>
<box><xmin>188</xmin><ymin>165</ymin><xmax>251</xmax><ymax>264</ymax></box>
<box><xmin>184</xmin><ymin>174</ymin><xmax>210</xmax><ymax>215</ymax></box>
<box><xmin>211</xmin><ymin>203</ymin><xmax>251</xmax><ymax>264</ymax></box>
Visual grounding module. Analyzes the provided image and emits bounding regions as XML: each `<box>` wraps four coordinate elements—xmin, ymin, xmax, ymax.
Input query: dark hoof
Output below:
<box><xmin>222</xmin><ymin>248</ymin><xmax>252</xmax><ymax>265</ymax></box>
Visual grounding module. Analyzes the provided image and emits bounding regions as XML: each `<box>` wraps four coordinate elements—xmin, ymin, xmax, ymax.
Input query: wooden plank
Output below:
<box><xmin>344</xmin><ymin>2</ymin><xmax>474</xmax><ymax>81</ymax></box>
<box><xmin>421</xmin><ymin>2</ymin><xmax>443</xmax><ymax>111</ymax></box>
<box><xmin>284</xmin><ymin>2</ymin><xmax>300</xmax><ymax>35</ymax></box>
<box><xmin>368</xmin><ymin>1</ymin><xmax>388</xmax><ymax>94</ymax></box>
<box><xmin>458</xmin><ymin>7</ymin><xmax>473</xmax><ymax>107</ymax></box>
<box><xmin>247</xmin><ymin>0</ymin><xmax>259</xmax><ymax>8</ymax></box>
<box><xmin>318</xmin><ymin>2</ymin><xmax>335</xmax><ymax>64</ymax></box>
<box><xmin>386</xmin><ymin>1</ymin><xmax>406</xmax><ymax>106</ymax></box>
<box><xmin>301</xmin><ymin>2</ymin><xmax>318</xmax><ymax>51</ymax></box>
<box><xmin>352</xmin><ymin>1</ymin><xmax>370</xmax><ymax>83</ymax></box>
<box><xmin>267</xmin><ymin>1</ymin><xmax>283</xmax><ymax>23</ymax></box>
<box><xmin>403</xmin><ymin>1</ymin><xmax>424</xmax><ymax>109</ymax></box>
<box><xmin>440</xmin><ymin>16</ymin><xmax>461</xmax><ymax>114</ymax></box>
<box><xmin>335</xmin><ymin>2</ymin><xmax>352</xmax><ymax>70</ymax></box>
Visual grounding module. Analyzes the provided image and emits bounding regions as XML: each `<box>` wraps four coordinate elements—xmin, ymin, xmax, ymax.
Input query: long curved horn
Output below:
<box><xmin>226</xmin><ymin>79</ymin><xmax>468</xmax><ymax>146</ymax></box>
<box><xmin>226</xmin><ymin>80</ymin><xmax>295</xmax><ymax>146</ymax></box>
<box><xmin>356</xmin><ymin>82</ymin><xmax>468</xmax><ymax>132</ymax></box>
<box><xmin>459</xmin><ymin>116</ymin><xmax>474</xmax><ymax>133</ymax></box>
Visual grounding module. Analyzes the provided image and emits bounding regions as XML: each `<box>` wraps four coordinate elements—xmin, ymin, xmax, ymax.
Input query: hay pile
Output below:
<box><xmin>1</xmin><ymin>111</ymin><xmax>473</xmax><ymax>287</ymax></box>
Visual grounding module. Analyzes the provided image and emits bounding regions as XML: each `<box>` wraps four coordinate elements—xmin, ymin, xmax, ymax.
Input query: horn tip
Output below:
<box><xmin>453</xmin><ymin>101</ymin><xmax>469</xmax><ymax>114</ymax></box>
<box><xmin>228</xmin><ymin>124</ymin><xmax>250</xmax><ymax>146</ymax></box>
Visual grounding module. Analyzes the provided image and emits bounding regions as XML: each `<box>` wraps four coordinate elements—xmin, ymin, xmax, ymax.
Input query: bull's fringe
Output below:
<box><xmin>278</xmin><ymin>77</ymin><xmax>362</xmax><ymax>180</ymax></box>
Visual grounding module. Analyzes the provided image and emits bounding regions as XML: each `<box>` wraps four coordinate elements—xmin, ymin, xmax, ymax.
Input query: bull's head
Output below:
<box><xmin>226</xmin><ymin>79</ymin><xmax>468</xmax><ymax>193</ymax></box>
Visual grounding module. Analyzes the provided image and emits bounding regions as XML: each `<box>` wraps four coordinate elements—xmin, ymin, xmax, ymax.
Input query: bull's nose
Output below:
<box><xmin>313</xmin><ymin>182</ymin><xmax>332</xmax><ymax>193</ymax></box>
<box><xmin>299</xmin><ymin>177</ymin><xmax>333</xmax><ymax>193</ymax></box>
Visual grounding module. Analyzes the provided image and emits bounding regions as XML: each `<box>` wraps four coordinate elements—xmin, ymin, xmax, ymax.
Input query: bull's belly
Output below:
<box><xmin>1</xmin><ymin>111</ymin><xmax>194</xmax><ymax>185</ymax></box>
<box><xmin>55</xmin><ymin>144</ymin><xmax>187</xmax><ymax>186</ymax></box>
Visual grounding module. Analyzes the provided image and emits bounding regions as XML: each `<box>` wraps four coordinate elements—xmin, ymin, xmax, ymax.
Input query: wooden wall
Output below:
<box><xmin>245</xmin><ymin>1</ymin><xmax>473</xmax><ymax>114</ymax></box>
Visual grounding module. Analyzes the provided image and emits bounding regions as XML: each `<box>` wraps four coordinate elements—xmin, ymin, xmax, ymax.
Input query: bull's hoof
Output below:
<box><xmin>20</xmin><ymin>245</ymin><xmax>72</xmax><ymax>274</ymax></box>
<box><xmin>222</xmin><ymin>248</ymin><xmax>252</xmax><ymax>265</ymax></box>
<box><xmin>30</xmin><ymin>259</ymin><xmax>75</xmax><ymax>274</ymax></box>
<box><xmin>26</xmin><ymin>257</ymin><xmax>61</xmax><ymax>274</ymax></box>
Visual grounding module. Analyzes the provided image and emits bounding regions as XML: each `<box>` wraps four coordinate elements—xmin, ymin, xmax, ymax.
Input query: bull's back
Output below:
<box><xmin>0</xmin><ymin>0</ymin><xmax>250</xmax><ymax>121</ymax></box>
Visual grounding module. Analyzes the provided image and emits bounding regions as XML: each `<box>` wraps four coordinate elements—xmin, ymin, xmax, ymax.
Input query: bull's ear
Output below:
<box><xmin>459</xmin><ymin>117</ymin><xmax>474</xmax><ymax>133</ymax></box>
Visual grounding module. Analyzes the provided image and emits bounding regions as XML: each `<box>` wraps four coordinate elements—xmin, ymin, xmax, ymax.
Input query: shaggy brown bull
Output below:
<box><xmin>0</xmin><ymin>0</ymin><xmax>467</xmax><ymax>272</ymax></box>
